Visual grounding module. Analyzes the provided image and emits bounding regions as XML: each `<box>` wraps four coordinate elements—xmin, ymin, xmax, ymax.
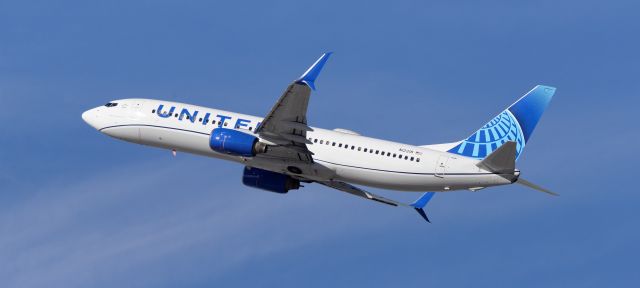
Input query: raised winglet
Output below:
<box><xmin>410</xmin><ymin>192</ymin><xmax>436</xmax><ymax>223</ymax></box>
<box><xmin>295</xmin><ymin>52</ymin><xmax>333</xmax><ymax>90</ymax></box>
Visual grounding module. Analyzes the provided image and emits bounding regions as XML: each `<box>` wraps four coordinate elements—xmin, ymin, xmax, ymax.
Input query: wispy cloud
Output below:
<box><xmin>0</xmin><ymin>159</ymin><xmax>372</xmax><ymax>287</ymax></box>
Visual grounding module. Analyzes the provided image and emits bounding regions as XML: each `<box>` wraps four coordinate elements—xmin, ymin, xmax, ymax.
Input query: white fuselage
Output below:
<box><xmin>82</xmin><ymin>99</ymin><xmax>514</xmax><ymax>192</ymax></box>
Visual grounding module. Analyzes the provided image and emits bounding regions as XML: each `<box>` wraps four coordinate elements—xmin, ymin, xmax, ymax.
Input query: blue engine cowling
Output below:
<box><xmin>209</xmin><ymin>128</ymin><xmax>267</xmax><ymax>157</ymax></box>
<box><xmin>242</xmin><ymin>167</ymin><xmax>300</xmax><ymax>194</ymax></box>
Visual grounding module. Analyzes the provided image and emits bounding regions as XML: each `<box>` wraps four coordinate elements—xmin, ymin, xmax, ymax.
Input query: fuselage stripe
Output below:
<box><xmin>99</xmin><ymin>124</ymin><xmax>211</xmax><ymax>136</ymax></box>
<box><xmin>100</xmin><ymin>124</ymin><xmax>498</xmax><ymax>177</ymax></box>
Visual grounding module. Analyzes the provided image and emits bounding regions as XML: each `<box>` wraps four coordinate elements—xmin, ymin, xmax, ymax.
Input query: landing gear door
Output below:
<box><xmin>435</xmin><ymin>155</ymin><xmax>449</xmax><ymax>178</ymax></box>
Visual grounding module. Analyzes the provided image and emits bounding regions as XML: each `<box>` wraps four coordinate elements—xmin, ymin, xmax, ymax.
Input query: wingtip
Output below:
<box><xmin>411</xmin><ymin>192</ymin><xmax>435</xmax><ymax>223</ymax></box>
<box><xmin>410</xmin><ymin>192</ymin><xmax>435</xmax><ymax>209</ymax></box>
<box><xmin>414</xmin><ymin>208</ymin><xmax>431</xmax><ymax>223</ymax></box>
<box><xmin>296</xmin><ymin>52</ymin><xmax>333</xmax><ymax>90</ymax></box>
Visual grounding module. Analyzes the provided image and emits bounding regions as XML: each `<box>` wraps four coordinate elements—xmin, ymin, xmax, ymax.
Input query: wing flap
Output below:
<box><xmin>254</xmin><ymin>53</ymin><xmax>332</xmax><ymax>163</ymax></box>
<box><xmin>280</xmin><ymin>120</ymin><xmax>314</xmax><ymax>131</ymax></box>
<box><xmin>317</xmin><ymin>180</ymin><xmax>404</xmax><ymax>207</ymax></box>
<box><xmin>316</xmin><ymin>180</ymin><xmax>437</xmax><ymax>222</ymax></box>
<box><xmin>277</xmin><ymin>132</ymin><xmax>312</xmax><ymax>144</ymax></box>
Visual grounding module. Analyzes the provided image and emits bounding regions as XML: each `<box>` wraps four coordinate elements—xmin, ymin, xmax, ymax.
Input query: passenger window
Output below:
<box><xmin>224</xmin><ymin>122</ymin><xmax>228</xmax><ymax>126</ymax></box>
<box><xmin>375</xmin><ymin>150</ymin><xmax>379</xmax><ymax>154</ymax></box>
<box><xmin>417</xmin><ymin>158</ymin><xmax>421</xmax><ymax>162</ymax></box>
<box><xmin>351</xmin><ymin>146</ymin><xmax>355</xmax><ymax>150</ymax></box>
<box><xmin>186</xmin><ymin>115</ymin><xmax>190</xmax><ymax>120</ymax></box>
<box><xmin>174</xmin><ymin>113</ymin><xmax>178</xmax><ymax>117</ymax></box>
<box><xmin>314</xmin><ymin>139</ymin><xmax>318</xmax><ymax>143</ymax></box>
<box><xmin>152</xmin><ymin>110</ymin><xmax>156</xmax><ymax>113</ymax></box>
<box><xmin>404</xmin><ymin>156</ymin><xmax>408</xmax><ymax>160</ymax></box>
<box><xmin>364</xmin><ymin>148</ymin><xmax>368</xmax><ymax>152</ymax></box>
<box><xmin>339</xmin><ymin>143</ymin><xmax>342</xmax><ymax>148</ymax></box>
<box><xmin>320</xmin><ymin>140</ymin><xmax>324</xmax><ymax>144</ymax></box>
<box><xmin>249</xmin><ymin>127</ymin><xmax>253</xmax><ymax>131</ymax></box>
<box><xmin>212</xmin><ymin>120</ymin><xmax>216</xmax><ymax>124</ymax></box>
<box><xmin>332</xmin><ymin>142</ymin><xmax>336</xmax><ymax>146</ymax></box>
<box><xmin>357</xmin><ymin>147</ymin><xmax>361</xmax><ymax>151</ymax></box>
<box><xmin>387</xmin><ymin>152</ymin><xmax>391</xmax><ymax>156</ymax></box>
<box><xmin>410</xmin><ymin>157</ymin><xmax>414</xmax><ymax>161</ymax></box>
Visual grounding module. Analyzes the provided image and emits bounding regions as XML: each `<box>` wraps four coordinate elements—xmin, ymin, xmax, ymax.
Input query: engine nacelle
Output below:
<box><xmin>242</xmin><ymin>167</ymin><xmax>300</xmax><ymax>194</ymax></box>
<box><xmin>209</xmin><ymin>128</ymin><xmax>267</xmax><ymax>157</ymax></box>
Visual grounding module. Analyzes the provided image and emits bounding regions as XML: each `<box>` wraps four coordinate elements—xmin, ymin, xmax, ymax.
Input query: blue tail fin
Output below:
<box><xmin>448</xmin><ymin>85</ymin><xmax>555</xmax><ymax>161</ymax></box>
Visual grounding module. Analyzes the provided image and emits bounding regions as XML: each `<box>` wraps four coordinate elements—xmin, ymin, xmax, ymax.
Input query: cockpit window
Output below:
<box><xmin>104</xmin><ymin>102</ymin><xmax>118</xmax><ymax>107</ymax></box>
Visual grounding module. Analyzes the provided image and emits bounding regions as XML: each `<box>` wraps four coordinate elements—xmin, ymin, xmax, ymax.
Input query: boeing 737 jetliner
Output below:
<box><xmin>82</xmin><ymin>53</ymin><xmax>556</xmax><ymax>222</ymax></box>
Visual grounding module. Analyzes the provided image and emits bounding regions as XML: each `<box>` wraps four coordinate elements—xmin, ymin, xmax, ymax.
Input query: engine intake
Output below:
<box><xmin>242</xmin><ymin>167</ymin><xmax>300</xmax><ymax>194</ymax></box>
<box><xmin>209</xmin><ymin>128</ymin><xmax>267</xmax><ymax>157</ymax></box>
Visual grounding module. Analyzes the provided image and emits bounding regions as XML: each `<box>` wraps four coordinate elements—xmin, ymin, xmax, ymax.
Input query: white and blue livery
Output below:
<box><xmin>82</xmin><ymin>53</ymin><xmax>556</xmax><ymax>222</ymax></box>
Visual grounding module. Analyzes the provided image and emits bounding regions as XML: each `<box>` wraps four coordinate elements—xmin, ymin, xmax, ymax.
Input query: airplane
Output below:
<box><xmin>82</xmin><ymin>52</ymin><xmax>556</xmax><ymax>222</ymax></box>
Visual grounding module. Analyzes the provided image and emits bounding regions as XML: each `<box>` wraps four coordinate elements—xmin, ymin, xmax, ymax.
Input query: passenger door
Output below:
<box><xmin>435</xmin><ymin>155</ymin><xmax>449</xmax><ymax>178</ymax></box>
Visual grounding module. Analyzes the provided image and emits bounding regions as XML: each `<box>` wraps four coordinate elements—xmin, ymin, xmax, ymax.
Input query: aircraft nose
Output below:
<box><xmin>82</xmin><ymin>108</ymin><xmax>101</xmax><ymax>130</ymax></box>
<box><xmin>81</xmin><ymin>110</ymin><xmax>90</xmax><ymax>123</ymax></box>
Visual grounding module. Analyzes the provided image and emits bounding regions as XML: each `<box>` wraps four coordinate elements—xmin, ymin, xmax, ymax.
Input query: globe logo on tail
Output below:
<box><xmin>449</xmin><ymin>110</ymin><xmax>525</xmax><ymax>160</ymax></box>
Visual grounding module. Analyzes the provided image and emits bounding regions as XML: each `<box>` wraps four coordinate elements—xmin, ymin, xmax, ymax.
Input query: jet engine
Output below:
<box><xmin>209</xmin><ymin>128</ymin><xmax>268</xmax><ymax>157</ymax></box>
<box><xmin>242</xmin><ymin>167</ymin><xmax>300</xmax><ymax>194</ymax></box>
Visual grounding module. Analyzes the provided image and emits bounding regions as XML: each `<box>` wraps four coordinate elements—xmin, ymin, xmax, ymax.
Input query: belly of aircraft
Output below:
<box><xmin>330</xmin><ymin>163</ymin><xmax>511</xmax><ymax>192</ymax></box>
<box><xmin>107</xmin><ymin>124</ymin><xmax>512</xmax><ymax>192</ymax></box>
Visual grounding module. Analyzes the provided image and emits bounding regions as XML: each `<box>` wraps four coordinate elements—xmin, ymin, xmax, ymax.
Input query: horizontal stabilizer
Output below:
<box><xmin>516</xmin><ymin>178</ymin><xmax>558</xmax><ymax>196</ymax></box>
<box><xmin>476</xmin><ymin>141</ymin><xmax>516</xmax><ymax>174</ymax></box>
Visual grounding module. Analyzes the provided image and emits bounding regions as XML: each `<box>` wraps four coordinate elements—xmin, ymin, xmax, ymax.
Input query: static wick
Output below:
<box><xmin>172</xmin><ymin>149</ymin><xmax>177</xmax><ymax>157</ymax></box>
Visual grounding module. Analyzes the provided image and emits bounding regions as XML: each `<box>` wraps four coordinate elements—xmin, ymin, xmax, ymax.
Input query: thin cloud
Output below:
<box><xmin>0</xmin><ymin>159</ymin><xmax>375</xmax><ymax>287</ymax></box>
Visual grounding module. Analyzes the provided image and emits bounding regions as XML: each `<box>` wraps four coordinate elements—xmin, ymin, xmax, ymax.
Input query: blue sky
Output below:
<box><xmin>1</xmin><ymin>0</ymin><xmax>639</xmax><ymax>287</ymax></box>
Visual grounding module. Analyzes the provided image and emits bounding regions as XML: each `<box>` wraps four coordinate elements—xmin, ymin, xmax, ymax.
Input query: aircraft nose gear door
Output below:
<box><xmin>435</xmin><ymin>155</ymin><xmax>449</xmax><ymax>178</ymax></box>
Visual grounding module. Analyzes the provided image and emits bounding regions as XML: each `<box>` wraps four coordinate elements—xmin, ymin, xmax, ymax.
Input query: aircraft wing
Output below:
<box><xmin>316</xmin><ymin>180</ymin><xmax>437</xmax><ymax>222</ymax></box>
<box><xmin>317</xmin><ymin>180</ymin><xmax>405</xmax><ymax>207</ymax></box>
<box><xmin>255</xmin><ymin>52</ymin><xmax>332</xmax><ymax>163</ymax></box>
